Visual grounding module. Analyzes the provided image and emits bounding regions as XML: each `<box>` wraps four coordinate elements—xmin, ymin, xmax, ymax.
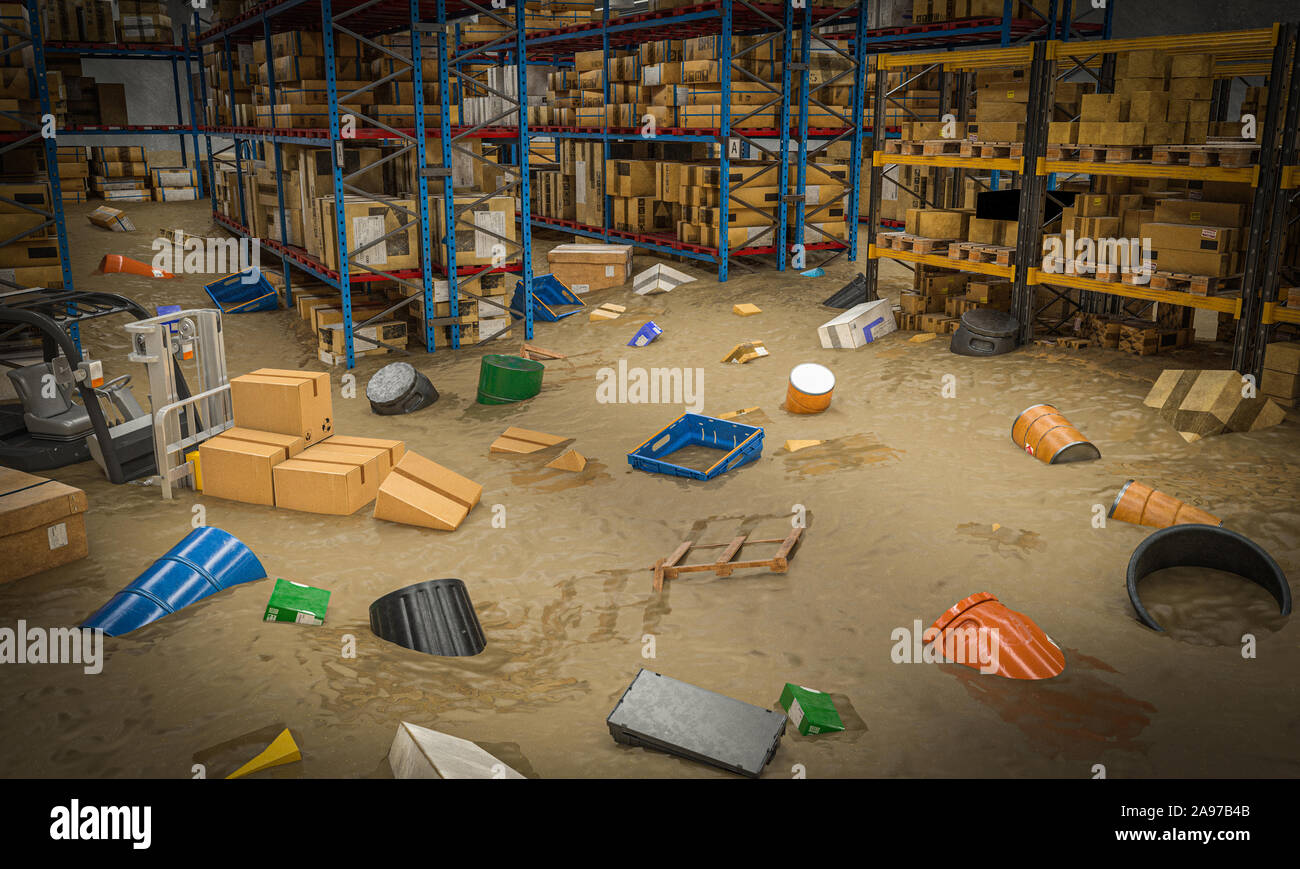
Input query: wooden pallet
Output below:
<box><xmin>1149</xmin><ymin>271</ymin><xmax>1241</xmax><ymax>295</ymax></box>
<box><xmin>651</xmin><ymin>528</ymin><xmax>804</xmax><ymax>592</ymax></box>
<box><xmin>892</xmin><ymin>233</ymin><xmax>953</xmax><ymax>253</ymax></box>
<box><xmin>948</xmin><ymin>241</ymin><xmax>1016</xmax><ymax>266</ymax></box>
<box><xmin>883</xmin><ymin>138</ymin><xmax>964</xmax><ymax>156</ymax></box>
<box><xmin>959</xmin><ymin>140</ymin><xmax>1023</xmax><ymax>158</ymax></box>
<box><xmin>1151</xmin><ymin>143</ymin><xmax>1260</xmax><ymax>167</ymax></box>
<box><xmin>1050</xmin><ymin>143</ymin><xmax>1152</xmax><ymax>163</ymax></box>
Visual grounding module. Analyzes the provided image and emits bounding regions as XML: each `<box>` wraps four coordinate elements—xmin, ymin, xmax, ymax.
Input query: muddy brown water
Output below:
<box><xmin>0</xmin><ymin>198</ymin><xmax>1297</xmax><ymax>778</ymax></box>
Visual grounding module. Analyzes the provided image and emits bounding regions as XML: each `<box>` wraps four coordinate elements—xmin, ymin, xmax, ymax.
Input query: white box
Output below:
<box><xmin>817</xmin><ymin>299</ymin><xmax>896</xmax><ymax>349</ymax></box>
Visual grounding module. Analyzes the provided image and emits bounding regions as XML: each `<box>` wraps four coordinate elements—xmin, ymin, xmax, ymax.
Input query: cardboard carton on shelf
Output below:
<box><xmin>546</xmin><ymin>243</ymin><xmax>633</xmax><ymax>294</ymax></box>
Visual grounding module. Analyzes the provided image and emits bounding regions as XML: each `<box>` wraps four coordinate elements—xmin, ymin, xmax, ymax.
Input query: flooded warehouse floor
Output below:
<box><xmin>1</xmin><ymin>198</ymin><xmax>1297</xmax><ymax>779</ymax></box>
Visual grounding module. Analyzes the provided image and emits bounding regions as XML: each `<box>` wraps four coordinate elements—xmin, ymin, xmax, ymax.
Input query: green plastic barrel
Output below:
<box><xmin>477</xmin><ymin>354</ymin><xmax>544</xmax><ymax>405</ymax></box>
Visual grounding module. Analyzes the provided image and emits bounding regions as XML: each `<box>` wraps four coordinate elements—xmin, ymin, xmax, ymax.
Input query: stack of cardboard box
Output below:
<box><xmin>1050</xmin><ymin>51</ymin><xmax>1215</xmax><ymax>147</ymax></box>
<box><xmin>90</xmin><ymin>145</ymin><xmax>149</xmax><ymax>201</ymax></box>
<box><xmin>1261</xmin><ymin>342</ymin><xmax>1300</xmax><ymax>410</ymax></box>
<box><xmin>0</xmin><ymin>180</ymin><xmax>60</xmax><ymax>280</ymax></box>
<box><xmin>149</xmin><ymin>166</ymin><xmax>200</xmax><ymax>202</ymax></box>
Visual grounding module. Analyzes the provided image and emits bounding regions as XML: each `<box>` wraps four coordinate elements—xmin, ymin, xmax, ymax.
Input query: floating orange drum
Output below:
<box><xmin>1010</xmin><ymin>403</ymin><xmax>1100</xmax><ymax>464</ymax></box>
<box><xmin>786</xmin><ymin>363</ymin><xmax>835</xmax><ymax>414</ymax></box>
<box><xmin>1108</xmin><ymin>479</ymin><xmax>1222</xmax><ymax>528</ymax></box>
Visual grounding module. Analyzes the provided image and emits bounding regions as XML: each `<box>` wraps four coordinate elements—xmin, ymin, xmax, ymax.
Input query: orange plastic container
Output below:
<box><xmin>786</xmin><ymin>363</ymin><xmax>835</xmax><ymax>414</ymax></box>
<box><xmin>929</xmin><ymin>592</ymin><xmax>1065</xmax><ymax>680</ymax></box>
<box><xmin>1108</xmin><ymin>479</ymin><xmax>1222</xmax><ymax>528</ymax></box>
<box><xmin>98</xmin><ymin>254</ymin><xmax>174</xmax><ymax>279</ymax></box>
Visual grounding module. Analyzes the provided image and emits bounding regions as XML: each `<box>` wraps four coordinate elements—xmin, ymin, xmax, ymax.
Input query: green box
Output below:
<box><xmin>779</xmin><ymin>683</ymin><xmax>844</xmax><ymax>736</ymax></box>
<box><xmin>264</xmin><ymin>578</ymin><xmax>331</xmax><ymax>626</ymax></box>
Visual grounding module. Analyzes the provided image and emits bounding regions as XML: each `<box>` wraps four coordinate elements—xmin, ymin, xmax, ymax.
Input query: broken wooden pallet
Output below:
<box><xmin>650</xmin><ymin>528</ymin><xmax>803</xmax><ymax>592</ymax></box>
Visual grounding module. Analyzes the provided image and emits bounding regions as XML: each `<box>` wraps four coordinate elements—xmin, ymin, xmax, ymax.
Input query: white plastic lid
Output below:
<box><xmin>789</xmin><ymin>363</ymin><xmax>835</xmax><ymax>395</ymax></box>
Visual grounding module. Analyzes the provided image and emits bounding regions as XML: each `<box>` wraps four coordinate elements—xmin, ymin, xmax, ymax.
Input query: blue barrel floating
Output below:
<box><xmin>82</xmin><ymin>527</ymin><xmax>267</xmax><ymax>637</ymax></box>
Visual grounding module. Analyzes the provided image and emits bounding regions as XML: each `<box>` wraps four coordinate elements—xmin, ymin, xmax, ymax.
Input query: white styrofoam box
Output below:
<box><xmin>817</xmin><ymin>299</ymin><xmax>896</xmax><ymax>349</ymax></box>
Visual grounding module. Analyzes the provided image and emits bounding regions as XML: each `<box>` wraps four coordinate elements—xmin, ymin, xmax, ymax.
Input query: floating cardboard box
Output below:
<box><xmin>721</xmin><ymin>340</ymin><xmax>769</xmax><ymax>364</ymax></box>
<box><xmin>1144</xmin><ymin>369</ymin><xmax>1286</xmax><ymax>442</ymax></box>
<box><xmin>231</xmin><ymin>368</ymin><xmax>333</xmax><ymax>445</ymax></box>
<box><xmin>546</xmin><ymin>448</ymin><xmax>587</xmax><ymax>472</ymax></box>
<box><xmin>389</xmin><ymin>721</ymin><xmax>525</xmax><ymax>779</ymax></box>
<box><xmin>264</xmin><ymin>578</ymin><xmax>331</xmax><ymax>626</ymax></box>
<box><xmin>732</xmin><ymin>303</ymin><xmax>762</xmax><ymax>316</ymax></box>
<box><xmin>589</xmin><ymin>303</ymin><xmax>624</xmax><ymax>322</ymax></box>
<box><xmin>198</xmin><ymin>427</ymin><xmax>305</xmax><ymax>506</ymax></box>
<box><xmin>818</xmin><ymin>299</ymin><xmax>896</xmax><ymax>349</ymax></box>
<box><xmin>547</xmin><ymin>243</ymin><xmax>634</xmax><ymax>293</ymax></box>
<box><xmin>290</xmin><ymin>443</ymin><xmax>384</xmax><ymax>504</ymax></box>
<box><xmin>0</xmin><ymin>468</ymin><xmax>88</xmax><ymax>585</ymax></box>
<box><xmin>374</xmin><ymin>451</ymin><xmax>482</xmax><ymax>531</ymax></box>
<box><xmin>784</xmin><ymin>440</ymin><xmax>823</xmax><ymax>453</ymax></box>
<box><xmin>319</xmin><ymin>435</ymin><xmax>405</xmax><ymax>478</ymax></box>
<box><xmin>87</xmin><ymin>206</ymin><xmax>134</xmax><ymax>232</ymax></box>
<box><xmin>490</xmin><ymin>427</ymin><xmax>568</xmax><ymax>455</ymax></box>
<box><xmin>633</xmin><ymin>263</ymin><xmax>695</xmax><ymax>295</ymax></box>
<box><xmin>717</xmin><ymin>407</ymin><xmax>760</xmax><ymax>420</ymax></box>
<box><xmin>778</xmin><ymin>683</ymin><xmax>845</xmax><ymax>736</ymax></box>
<box><xmin>273</xmin><ymin>453</ymin><xmax>375</xmax><ymax>516</ymax></box>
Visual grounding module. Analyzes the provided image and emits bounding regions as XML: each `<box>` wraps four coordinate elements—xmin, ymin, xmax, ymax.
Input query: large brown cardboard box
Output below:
<box><xmin>231</xmin><ymin>368</ymin><xmax>333</xmax><ymax>444</ymax></box>
<box><xmin>0</xmin><ymin>468</ymin><xmax>88</xmax><ymax>584</ymax></box>
<box><xmin>198</xmin><ymin>427</ymin><xmax>305</xmax><ymax>506</ymax></box>
<box><xmin>272</xmin><ymin>458</ymin><xmax>370</xmax><ymax>515</ymax></box>
<box><xmin>373</xmin><ymin>451</ymin><xmax>482</xmax><ymax>531</ymax></box>
<box><xmin>318</xmin><ymin>196</ymin><xmax>420</xmax><ymax>273</ymax></box>
<box><xmin>1141</xmin><ymin>222</ymin><xmax>1238</xmax><ymax>254</ymax></box>
<box><xmin>430</xmin><ymin>194</ymin><xmax>516</xmax><ymax>267</ymax></box>
<box><xmin>546</xmin><ymin>243</ymin><xmax>634</xmax><ymax>294</ymax></box>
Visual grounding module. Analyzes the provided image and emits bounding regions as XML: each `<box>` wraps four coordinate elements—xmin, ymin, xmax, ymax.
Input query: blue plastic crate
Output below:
<box><xmin>203</xmin><ymin>269</ymin><xmax>279</xmax><ymax>314</ymax></box>
<box><xmin>627</xmin><ymin>413</ymin><xmax>764</xmax><ymax>481</ymax></box>
<box><xmin>510</xmin><ymin>273</ymin><xmax>584</xmax><ymax>321</ymax></box>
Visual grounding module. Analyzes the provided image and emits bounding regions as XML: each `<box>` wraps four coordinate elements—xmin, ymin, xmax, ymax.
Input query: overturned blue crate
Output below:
<box><xmin>510</xmin><ymin>273</ymin><xmax>584</xmax><ymax>322</ymax></box>
<box><xmin>627</xmin><ymin>413</ymin><xmax>764</xmax><ymax>481</ymax></box>
<box><xmin>203</xmin><ymin>269</ymin><xmax>278</xmax><ymax>313</ymax></box>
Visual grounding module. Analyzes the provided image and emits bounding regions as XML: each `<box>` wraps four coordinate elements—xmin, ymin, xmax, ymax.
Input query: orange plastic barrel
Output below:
<box><xmin>929</xmin><ymin>592</ymin><xmax>1065</xmax><ymax>680</ymax></box>
<box><xmin>786</xmin><ymin>363</ymin><xmax>835</xmax><ymax>414</ymax></box>
<box><xmin>1108</xmin><ymin>479</ymin><xmax>1222</xmax><ymax>528</ymax></box>
<box><xmin>1010</xmin><ymin>403</ymin><xmax>1100</xmax><ymax>464</ymax></box>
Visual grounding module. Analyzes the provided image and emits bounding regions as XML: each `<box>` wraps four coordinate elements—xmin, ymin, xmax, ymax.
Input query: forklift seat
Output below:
<box><xmin>5</xmin><ymin>363</ymin><xmax>92</xmax><ymax>442</ymax></box>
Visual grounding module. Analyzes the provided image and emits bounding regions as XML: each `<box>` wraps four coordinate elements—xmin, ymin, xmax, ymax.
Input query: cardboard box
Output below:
<box><xmin>430</xmin><ymin>194</ymin><xmax>516</xmax><ymax>267</ymax></box>
<box><xmin>818</xmin><ymin>299</ymin><xmax>896</xmax><ymax>349</ymax></box>
<box><xmin>198</xmin><ymin>427</ymin><xmax>305</xmax><ymax>506</ymax></box>
<box><xmin>321</xmin><ymin>435</ymin><xmax>405</xmax><ymax>477</ymax></box>
<box><xmin>263</xmin><ymin>578</ymin><xmax>331</xmax><ymax>625</ymax></box>
<box><xmin>1263</xmin><ymin>342</ymin><xmax>1300</xmax><ymax>375</ymax></box>
<box><xmin>373</xmin><ymin>451</ymin><xmax>482</xmax><ymax>532</ymax></box>
<box><xmin>546</xmin><ymin>243</ymin><xmax>633</xmax><ymax>293</ymax></box>
<box><xmin>273</xmin><ymin>456</ymin><xmax>371</xmax><ymax>515</ymax></box>
<box><xmin>778</xmin><ymin>683</ymin><xmax>845</xmax><ymax>736</ymax></box>
<box><xmin>0</xmin><ymin>468</ymin><xmax>88</xmax><ymax>584</ymax></box>
<box><xmin>1152</xmin><ymin>199</ymin><xmax>1245</xmax><ymax>227</ymax></box>
<box><xmin>230</xmin><ymin>368</ymin><xmax>333</xmax><ymax>445</ymax></box>
<box><xmin>318</xmin><ymin>196</ymin><xmax>420</xmax><ymax>273</ymax></box>
<box><xmin>1142</xmin><ymin>222</ymin><xmax>1238</xmax><ymax>254</ymax></box>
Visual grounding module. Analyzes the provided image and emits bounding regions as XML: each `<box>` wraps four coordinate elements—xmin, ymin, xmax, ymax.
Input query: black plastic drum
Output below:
<box><xmin>366</xmin><ymin>362</ymin><xmax>438</xmax><ymax>415</ymax></box>
<box><xmin>950</xmin><ymin>309</ymin><xmax>1019</xmax><ymax>357</ymax></box>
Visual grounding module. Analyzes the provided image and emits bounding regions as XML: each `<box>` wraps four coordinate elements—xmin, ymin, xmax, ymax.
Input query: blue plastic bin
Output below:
<box><xmin>82</xmin><ymin>527</ymin><xmax>267</xmax><ymax>636</ymax></box>
<box><xmin>510</xmin><ymin>273</ymin><xmax>584</xmax><ymax>321</ymax></box>
<box><xmin>203</xmin><ymin>269</ymin><xmax>279</xmax><ymax>313</ymax></box>
<box><xmin>627</xmin><ymin>413</ymin><xmax>764</xmax><ymax>481</ymax></box>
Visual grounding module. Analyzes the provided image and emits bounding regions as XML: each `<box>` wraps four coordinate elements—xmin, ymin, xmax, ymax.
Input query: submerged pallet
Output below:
<box><xmin>651</xmin><ymin>528</ymin><xmax>803</xmax><ymax>592</ymax></box>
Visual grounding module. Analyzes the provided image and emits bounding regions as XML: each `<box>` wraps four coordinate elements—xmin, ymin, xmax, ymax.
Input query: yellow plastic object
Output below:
<box><xmin>226</xmin><ymin>729</ymin><xmax>301</xmax><ymax>780</ymax></box>
<box><xmin>186</xmin><ymin>450</ymin><xmax>202</xmax><ymax>490</ymax></box>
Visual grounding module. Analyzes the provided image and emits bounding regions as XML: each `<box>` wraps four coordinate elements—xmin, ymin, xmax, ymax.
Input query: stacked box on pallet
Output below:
<box><xmin>1055</xmin><ymin>51</ymin><xmax>1215</xmax><ymax>148</ymax></box>
<box><xmin>149</xmin><ymin>166</ymin><xmax>199</xmax><ymax>202</ymax></box>
<box><xmin>117</xmin><ymin>0</ymin><xmax>173</xmax><ymax>44</ymax></box>
<box><xmin>1261</xmin><ymin>342</ymin><xmax>1300</xmax><ymax>409</ymax></box>
<box><xmin>0</xmin><ymin>177</ymin><xmax>60</xmax><ymax>286</ymax></box>
<box><xmin>252</xmin><ymin>32</ymin><xmax>368</xmax><ymax>129</ymax></box>
<box><xmin>90</xmin><ymin>145</ymin><xmax>149</xmax><ymax>201</ymax></box>
<box><xmin>54</xmin><ymin>145</ymin><xmax>89</xmax><ymax>203</ymax></box>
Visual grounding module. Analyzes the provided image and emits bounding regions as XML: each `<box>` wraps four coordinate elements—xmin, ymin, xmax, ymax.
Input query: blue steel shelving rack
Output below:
<box><xmin>2</xmin><ymin>2</ymin><xmax>207</xmax><ymax>350</ymax></box>
<box><xmin>197</xmin><ymin>0</ymin><xmax>535</xmax><ymax>369</ymax></box>
<box><xmin>521</xmin><ymin>0</ymin><xmax>868</xmax><ymax>282</ymax></box>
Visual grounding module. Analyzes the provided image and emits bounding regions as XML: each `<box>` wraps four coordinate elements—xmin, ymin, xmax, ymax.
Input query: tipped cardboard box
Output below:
<box><xmin>373</xmin><ymin>451</ymin><xmax>482</xmax><ymax>531</ymax></box>
<box><xmin>546</xmin><ymin>448</ymin><xmax>587</xmax><ymax>472</ymax></box>
<box><xmin>490</xmin><ymin>427</ymin><xmax>568</xmax><ymax>455</ymax></box>
<box><xmin>290</xmin><ymin>443</ymin><xmax>384</xmax><ymax>503</ymax></box>
<box><xmin>198</xmin><ymin>428</ymin><xmax>306</xmax><ymax>506</ymax></box>
<box><xmin>0</xmin><ymin>468</ymin><xmax>88</xmax><ymax>584</ymax></box>
<box><xmin>732</xmin><ymin>303</ymin><xmax>762</xmax><ymax>316</ymax></box>
<box><xmin>231</xmin><ymin>368</ymin><xmax>333</xmax><ymax>445</ymax></box>
<box><xmin>818</xmin><ymin>299</ymin><xmax>896</xmax><ymax>349</ymax></box>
